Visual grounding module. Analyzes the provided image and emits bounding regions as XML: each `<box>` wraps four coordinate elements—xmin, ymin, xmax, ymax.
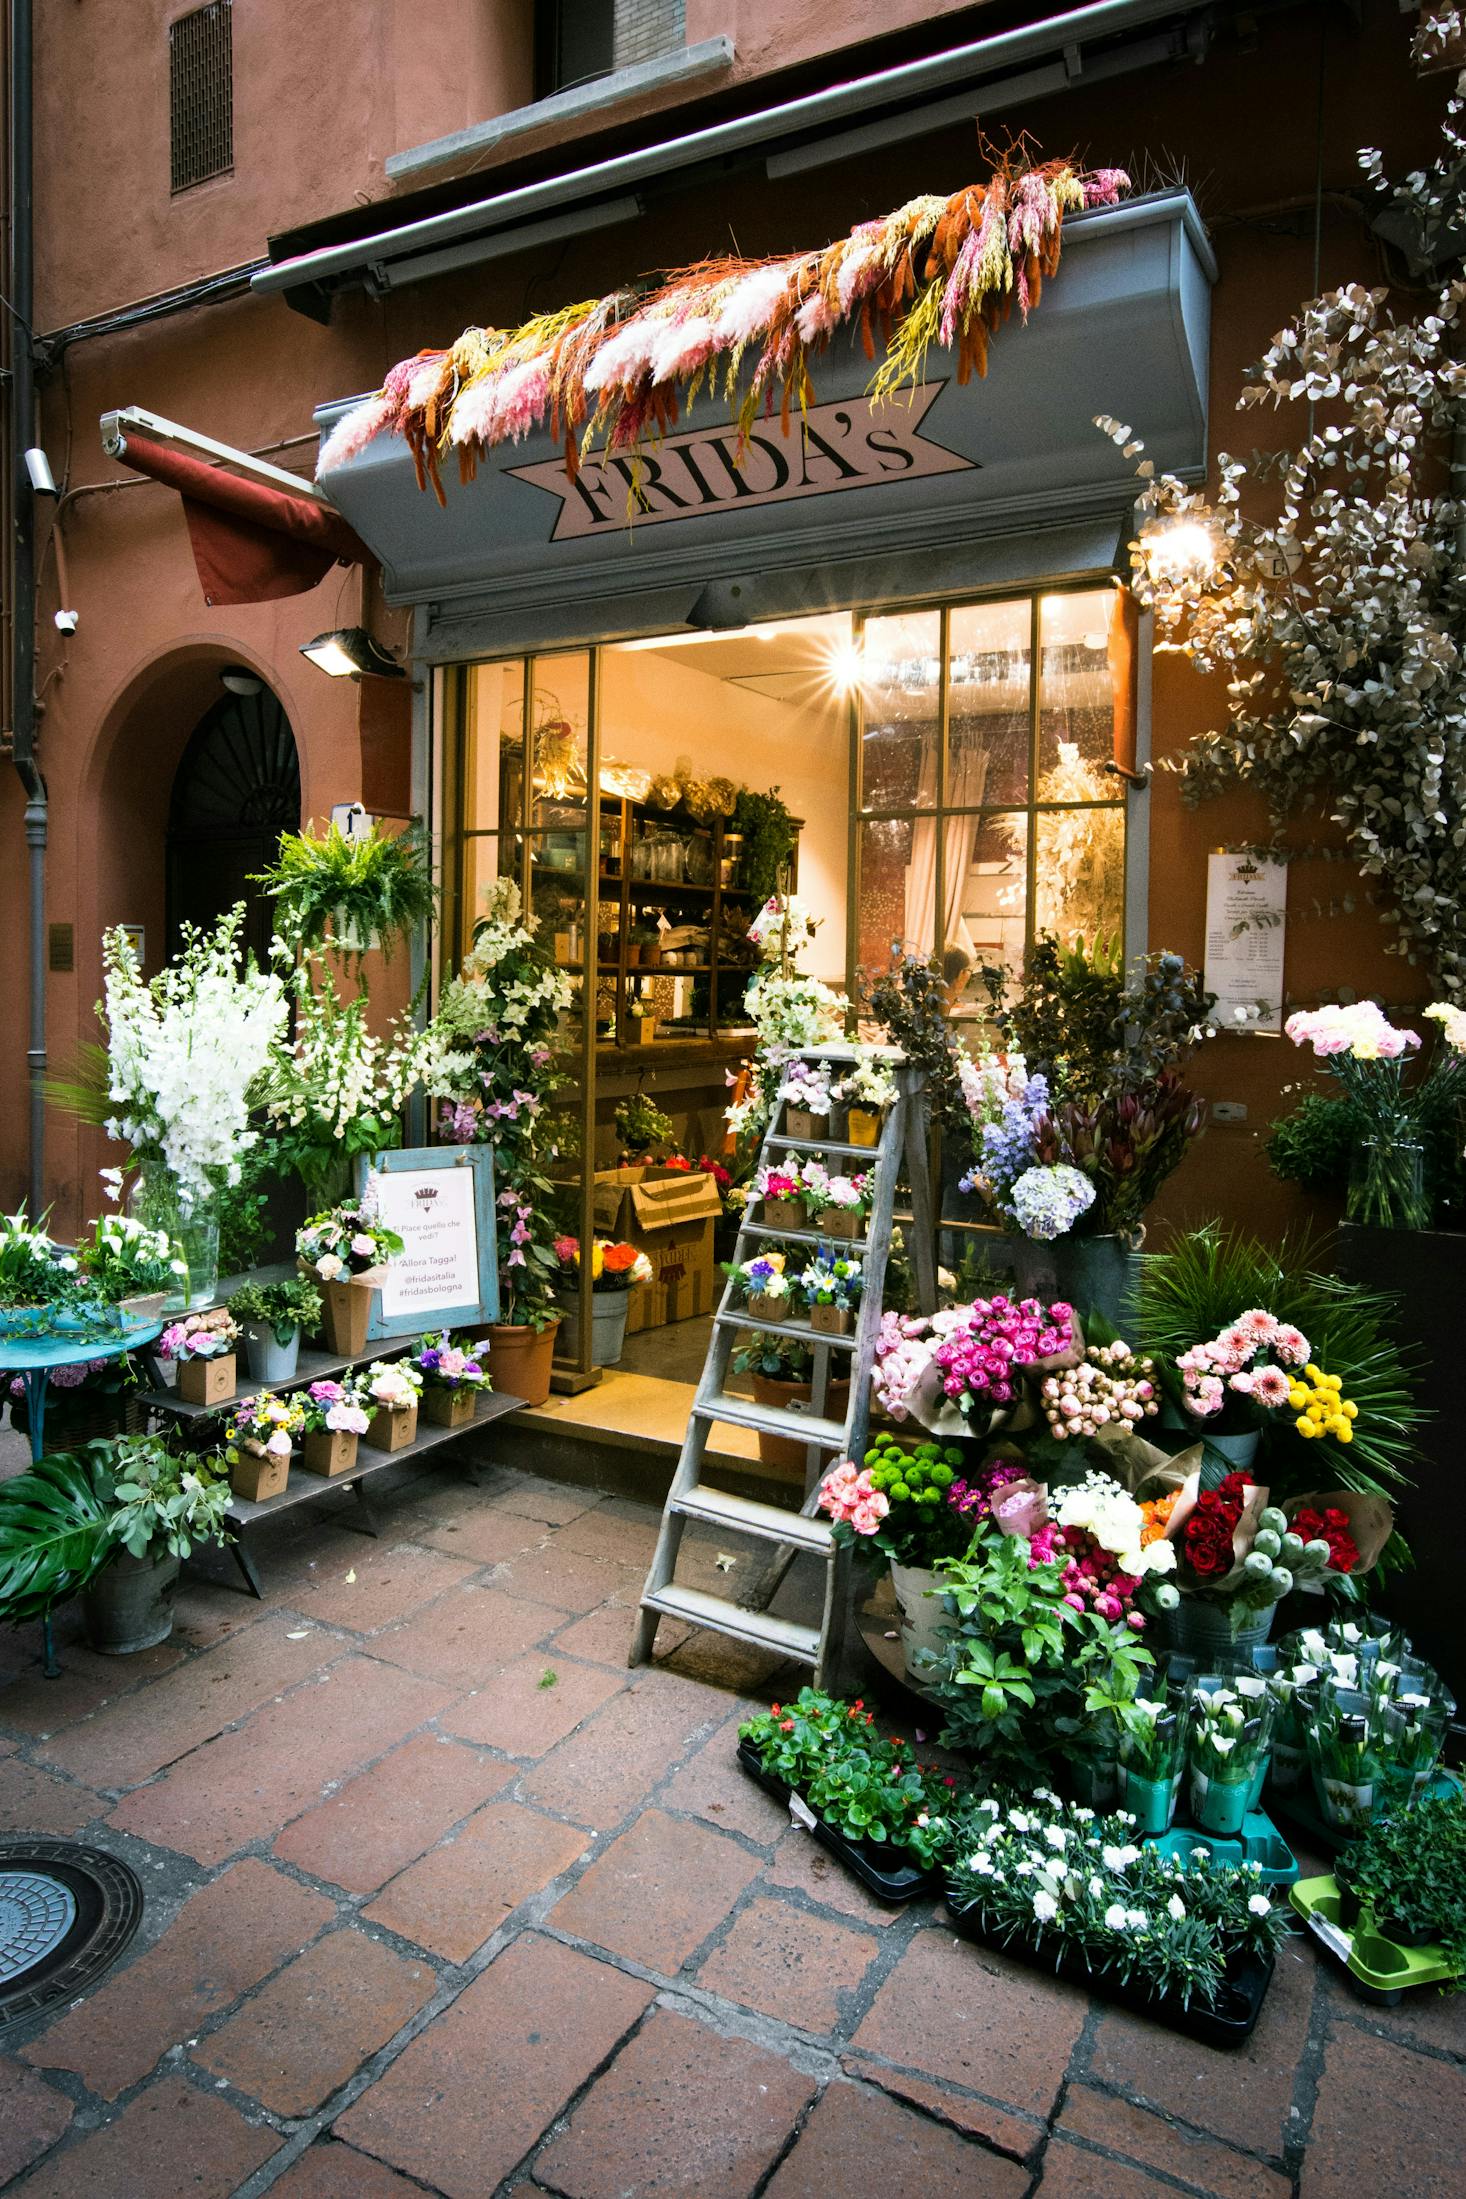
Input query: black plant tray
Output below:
<box><xmin>736</xmin><ymin>1739</ymin><xmax>940</xmax><ymax>1904</ymax></box>
<box><xmin>945</xmin><ymin>1902</ymin><xmax>1274</xmax><ymax>2049</ymax></box>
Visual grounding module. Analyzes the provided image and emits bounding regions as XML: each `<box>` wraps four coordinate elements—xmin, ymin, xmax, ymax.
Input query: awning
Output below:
<box><xmin>109</xmin><ymin>430</ymin><xmax>370</xmax><ymax>606</ymax></box>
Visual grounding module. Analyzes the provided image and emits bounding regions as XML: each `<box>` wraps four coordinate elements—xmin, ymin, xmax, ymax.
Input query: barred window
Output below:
<box><xmin>170</xmin><ymin>2</ymin><xmax>233</xmax><ymax>194</ymax></box>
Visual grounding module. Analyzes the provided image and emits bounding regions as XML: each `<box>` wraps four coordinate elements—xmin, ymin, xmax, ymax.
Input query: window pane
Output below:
<box><xmin>948</xmin><ymin>813</ymin><xmax>1028</xmax><ymax>1009</ymax></box>
<box><xmin>1034</xmin><ymin>805</ymin><xmax>1125</xmax><ymax>948</ymax></box>
<box><xmin>856</xmin><ymin>816</ymin><xmax>923</xmax><ymax>975</ymax></box>
<box><xmin>461</xmin><ymin>660</ymin><xmax>526</xmax><ymax>834</ymax></box>
<box><xmin>529</xmin><ymin>653</ymin><xmax>591</xmax><ymax>831</ymax></box>
<box><xmin>859</xmin><ymin>611</ymin><xmax>939</xmax><ymax>810</ymax></box>
<box><xmin>1038</xmin><ymin>588</ymin><xmax>1123</xmax><ymax>793</ymax></box>
<box><xmin>459</xmin><ymin>835</ymin><xmax>514</xmax><ymax>961</ymax></box>
<box><xmin>947</xmin><ymin>598</ymin><xmax>1031</xmax><ymax>807</ymax></box>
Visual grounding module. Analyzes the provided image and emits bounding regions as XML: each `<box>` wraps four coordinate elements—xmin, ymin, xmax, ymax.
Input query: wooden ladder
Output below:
<box><xmin>629</xmin><ymin>1050</ymin><xmax>934</xmax><ymax>1687</ymax></box>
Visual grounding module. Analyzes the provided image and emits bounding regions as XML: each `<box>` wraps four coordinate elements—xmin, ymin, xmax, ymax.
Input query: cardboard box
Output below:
<box><xmin>592</xmin><ymin>1165</ymin><xmax>723</xmax><ymax>1333</ymax></box>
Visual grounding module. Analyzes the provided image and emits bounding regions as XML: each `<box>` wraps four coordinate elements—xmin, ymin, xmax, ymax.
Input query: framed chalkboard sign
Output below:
<box><xmin>355</xmin><ymin>1146</ymin><xmax>498</xmax><ymax>1340</ymax></box>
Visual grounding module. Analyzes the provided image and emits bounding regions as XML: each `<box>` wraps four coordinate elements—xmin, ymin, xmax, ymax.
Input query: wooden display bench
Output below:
<box><xmin>140</xmin><ymin>1343</ymin><xmax>523</xmax><ymax>1599</ymax></box>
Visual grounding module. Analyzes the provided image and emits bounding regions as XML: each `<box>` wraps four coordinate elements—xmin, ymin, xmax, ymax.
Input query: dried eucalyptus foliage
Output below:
<box><xmin>1099</xmin><ymin>19</ymin><xmax>1466</xmax><ymax>997</ymax></box>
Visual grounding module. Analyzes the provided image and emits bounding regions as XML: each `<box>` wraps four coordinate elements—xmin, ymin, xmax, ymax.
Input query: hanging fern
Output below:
<box><xmin>253</xmin><ymin>821</ymin><xmax>437</xmax><ymax>967</ymax></box>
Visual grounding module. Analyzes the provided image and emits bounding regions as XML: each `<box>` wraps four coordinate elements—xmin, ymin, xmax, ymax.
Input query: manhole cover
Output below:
<box><xmin>0</xmin><ymin>1841</ymin><xmax>144</xmax><ymax>2029</ymax></box>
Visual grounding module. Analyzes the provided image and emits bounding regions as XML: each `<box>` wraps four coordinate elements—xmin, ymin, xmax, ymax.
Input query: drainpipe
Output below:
<box><xmin>9</xmin><ymin>0</ymin><xmax>45</xmax><ymax>1214</ymax></box>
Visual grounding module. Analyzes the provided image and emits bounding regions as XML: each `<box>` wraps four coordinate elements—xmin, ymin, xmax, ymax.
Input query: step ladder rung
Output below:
<box><xmin>765</xmin><ymin>1134</ymin><xmax>884</xmax><ymax>1160</ymax></box>
<box><xmin>711</xmin><ymin>1311</ymin><xmax>858</xmax><ymax>1351</ymax></box>
<box><xmin>738</xmin><ymin>1222</ymin><xmax>870</xmax><ymax>1253</ymax></box>
<box><xmin>640</xmin><ymin>1584</ymin><xmax>821</xmax><ymax>1663</ymax></box>
<box><xmin>692</xmin><ymin>1395</ymin><xmax>848</xmax><ymax>1448</ymax></box>
<box><xmin>672</xmin><ymin>1486</ymin><xmax>834</xmax><ymax>1551</ymax></box>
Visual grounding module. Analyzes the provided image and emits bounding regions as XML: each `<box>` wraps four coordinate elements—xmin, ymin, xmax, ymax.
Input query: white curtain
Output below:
<box><xmin>902</xmin><ymin>739</ymin><xmax>988</xmax><ymax>962</ymax></box>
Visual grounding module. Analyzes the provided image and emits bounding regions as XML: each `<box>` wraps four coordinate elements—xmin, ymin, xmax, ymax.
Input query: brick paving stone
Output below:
<box><xmin>533</xmin><ymin>2005</ymin><xmax>816</xmax><ymax>2199</ymax></box>
<box><xmin>1057</xmin><ymin>2086</ymin><xmax>1293</xmax><ymax>2199</ymax></box>
<box><xmin>195</xmin><ymin>1927</ymin><xmax>435</xmax><ymax>2118</ymax></box>
<box><xmin>761</xmin><ymin>1825</ymin><xmax>904</xmax><ymax>1928</ymax></box>
<box><xmin>1086</xmin><ymin>1932</ymin><xmax>1314</xmax><ymax>2158</ymax></box>
<box><xmin>840</xmin><ymin>2058</ymin><xmax>1042</xmax><ymax>2163</ymax></box>
<box><xmin>853</xmin><ymin>1929</ymin><xmax>1086</xmax><ymax>2117</ymax></box>
<box><xmin>552</xmin><ymin>1506</ymin><xmax>661</xmax><ymax>1566</ymax></box>
<box><xmin>487</xmin><ymin>1478</ymin><xmax>602</xmax><ymax>1524</ymax></box>
<box><xmin>549</xmin><ymin>1599</ymin><xmax>688</xmax><ymax>1669</ymax></box>
<box><xmin>336</xmin><ymin>1933</ymin><xmax>652</xmax><ymax>2197</ymax></box>
<box><xmin>1356</xmin><ymin>1985</ymin><xmax>1466</xmax><ymax>2059</ymax></box>
<box><xmin>0</xmin><ymin>2059</ymin><xmax>72</xmax><ymax>2185</ymax></box>
<box><xmin>365</xmin><ymin>1583</ymin><xmax>564</xmax><ymax>1684</ymax></box>
<box><xmin>0</xmin><ymin>1759</ymin><xmax>101</xmax><ymax>1836</ymax></box>
<box><xmin>21</xmin><ymin>1858</ymin><xmax>334</xmax><ymax>2100</ymax></box>
<box><xmin>10</xmin><ymin>2072</ymin><xmax>278</xmax><ymax>2198</ymax></box>
<box><xmin>1034</xmin><ymin>2138</ymin><xmax>1183</xmax><ymax>2196</ymax></box>
<box><xmin>290</xmin><ymin>1541</ymin><xmax>481</xmax><ymax>1631</ymax></box>
<box><xmin>37</xmin><ymin>1615</ymin><xmax>337</xmax><ymax>1788</ymax></box>
<box><xmin>0</xmin><ymin>1638</ymin><xmax>185</xmax><ymax>1737</ymax></box>
<box><xmin>273</xmin><ymin>1732</ymin><xmax>511</xmax><ymax>1893</ymax></box>
<box><xmin>518</xmin><ymin>1670</ymin><xmax>728</xmax><ymax>1830</ymax></box>
<box><xmin>413</xmin><ymin>1507</ymin><xmax>548</xmax><ymax>1566</ymax></box>
<box><xmin>766</xmin><ymin>2078</ymin><xmax>1028</xmax><ymax>2199</ymax></box>
<box><xmin>549</xmin><ymin>1807</ymin><xmax>762</xmax><ymax>1972</ymax></box>
<box><xmin>109</xmin><ymin>1656</ymin><xmax>450</xmax><ymax>1865</ymax></box>
<box><xmin>1302</xmin><ymin>2024</ymin><xmax>1465</xmax><ymax>2198</ymax></box>
<box><xmin>267</xmin><ymin>2140</ymin><xmax>431</xmax><ymax>2197</ymax></box>
<box><xmin>437</xmin><ymin>1653</ymin><xmax>626</xmax><ymax>1756</ymax></box>
<box><xmin>492</xmin><ymin>1542</ymin><xmax>645</xmax><ymax>1615</ymax></box>
<box><xmin>654</xmin><ymin>1628</ymin><xmax>792</xmax><ymax>1696</ymax></box>
<box><xmin>696</xmin><ymin>1893</ymin><xmax>880</xmax><ymax>2032</ymax></box>
<box><xmin>364</xmin><ymin>1799</ymin><xmax>591</xmax><ymax>1961</ymax></box>
<box><xmin>657</xmin><ymin>1723</ymin><xmax>789</xmax><ymax>1845</ymax></box>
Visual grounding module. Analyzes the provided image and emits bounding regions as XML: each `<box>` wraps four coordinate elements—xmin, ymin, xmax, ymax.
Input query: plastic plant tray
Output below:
<box><xmin>1290</xmin><ymin>1875</ymin><xmax>1464</xmax><ymax>2004</ymax></box>
<box><xmin>1268</xmin><ymin>1766</ymin><xmax>1461</xmax><ymax>1855</ymax></box>
<box><xmin>736</xmin><ymin>1740</ymin><xmax>940</xmax><ymax>1904</ymax></box>
<box><xmin>946</xmin><ymin>1902</ymin><xmax>1274</xmax><ymax>2048</ymax></box>
<box><xmin>1147</xmin><ymin>1807</ymin><xmax>1299</xmax><ymax>1887</ymax></box>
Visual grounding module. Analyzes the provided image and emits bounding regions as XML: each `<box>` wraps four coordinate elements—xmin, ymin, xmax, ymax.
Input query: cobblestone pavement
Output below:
<box><xmin>1</xmin><ymin>1451</ymin><xmax>1461</xmax><ymax>2197</ymax></box>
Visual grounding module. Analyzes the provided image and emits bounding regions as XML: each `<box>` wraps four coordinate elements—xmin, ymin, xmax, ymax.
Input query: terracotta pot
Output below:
<box><xmin>749</xmin><ymin>1371</ymin><xmax>851</xmax><ymax>1471</ymax></box>
<box><xmin>487</xmin><ymin>1321</ymin><xmax>561</xmax><ymax>1407</ymax></box>
<box><xmin>301</xmin><ymin>1427</ymin><xmax>359</xmax><ymax>1477</ymax></box>
<box><xmin>363</xmin><ymin>1402</ymin><xmax>419</xmax><ymax>1452</ymax></box>
<box><xmin>231</xmin><ymin>1442</ymin><xmax>289</xmax><ymax>1503</ymax></box>
<box><xmin>422</xmin><ymin>1385</ymin><xmax>479</xmax><ymax>1428</ymax></box>
<box><xmin>177</xmin><ymin>1352</ymin><xmax>236</xmax><ymax>1408</ymax></box>
<box><xmin>320</xmin><ymin>1278</ymin><xmax>373</xmax><ymax>1358</ymax></box>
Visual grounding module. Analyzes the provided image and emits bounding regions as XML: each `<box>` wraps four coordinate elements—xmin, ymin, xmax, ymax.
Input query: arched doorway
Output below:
<box><xmin>166</xmin><ymin>687</ymin><xmax>301</xmax><ymax>964</ymax></box>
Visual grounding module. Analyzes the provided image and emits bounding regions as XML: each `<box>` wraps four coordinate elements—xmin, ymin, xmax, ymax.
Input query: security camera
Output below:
<box><xmin>24</xmin><ymin>447</ymin><xmax>57</xmax><ymax>496</ymax></box>
<box><xmin>54</xmin><ymin>608</ymin><xmax>79</xmax><ymax>634</ymax></box>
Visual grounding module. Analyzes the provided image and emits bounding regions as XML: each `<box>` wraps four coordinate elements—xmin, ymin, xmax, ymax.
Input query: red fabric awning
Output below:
<box><xmin>118</xmin><ymin>436</ymin><xmax>371</xmax><ymax>606</ymax></box>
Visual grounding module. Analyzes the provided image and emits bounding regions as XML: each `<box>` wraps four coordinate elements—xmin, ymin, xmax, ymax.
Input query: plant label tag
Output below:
<box><xmin>789</xmin><ymin>1794</ymin><xmax>817</xmax><ymax>1832</ymax></box>
<box><xmin>1304</xmin><ymin>1911</ymin><xmax>1353</xmax><ymax>1962</ymax></box>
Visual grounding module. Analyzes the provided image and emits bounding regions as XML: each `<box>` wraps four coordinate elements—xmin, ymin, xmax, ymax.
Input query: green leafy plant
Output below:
<box><xmin>0</xmin><ymin>1209</ymin><xmax>85</xmax><ymax>1316</ymax></box>
<box><xmin>731</xmin><ymin>1331</ymin><xmax>820</xmax><ymax>1381</ymax></box>
<box><xmin>0</xmin><ymin>1446</ymin><xmax>117</xmax><ymax>1623</ymax></box>
<box><xmin>1337</xmin><ymin>1789</ymin><xmax>1466</xmax><ymax>1974</ymax></box>
<box><xmin>978</xmin><ymin>937</ymin><xmax>1214</xmax><ymax>1100</ymax></box>
<box><xmin>226</xmin><ymin>1276</ymin><xmax>322</xmax><ymax>1346</ymax></box>
<box><xmin>105</xmin><ymin>1433</ymin><xmax>232</xmax><ymax>1561</ymax></box>
<box><xmin>614</xmin><ymin>1089</ymin><xmax>673</xmax><ymax>1157</ymax></box>
<box><xmin>1265</xmin><ymin>1092</ymin><xmax>1357</xmax><ymax>1194</ymax></box>
<box><xmin>863</xmin><ymin>944</ymin><xmax>966</xmax><ymax>1135</ymax></box>
<box><xmin>212</xmin><ymin>1134</ymin><xmax>288</xmax><ymax>1276</ymax></box>
<box><xmin>255</xmin><ymin>820</ymin><xmax>437</xmax><ymax>965</ymax></box>
<box><xmin>738</xmin><ymin>1688</ymin><xmax>961</xmax><ymax>1868</ymax></box>
<box><xmin>731</xmin><ymin>787</ymin><xmax>796</xmax><ymax>907</ymax></box>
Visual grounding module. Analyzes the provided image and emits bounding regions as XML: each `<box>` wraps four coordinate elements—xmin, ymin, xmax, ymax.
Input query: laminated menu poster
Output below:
<box><xmin>1204</xmin><ymin>852</ymin><xmax>1288</xmax><ymax>1032</ymax></box>
<box><xmin>373</xmin><ymin>1161</ymin><xmax>483</xmax><ymax>1326</ymax></box>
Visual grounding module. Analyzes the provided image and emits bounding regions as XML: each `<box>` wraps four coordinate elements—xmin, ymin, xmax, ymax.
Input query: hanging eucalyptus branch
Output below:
<box><xmin>1098</xmin><ymin>26</ymin><xmax>1466</xmax><ymax>998</ymax></box>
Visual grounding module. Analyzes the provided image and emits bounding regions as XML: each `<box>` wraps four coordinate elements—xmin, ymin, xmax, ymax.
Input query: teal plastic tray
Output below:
<box><xmin>1269</xmin><ymin>1766</ymin><xmax>1461</xmax><ymax>1853</ymax></box>
<box><xmin>1148</xmin><ymin>1807</ymin><xmax>1298</xmax><ymax>1886</ymax></box>
<box><xmin>1291</xmin><ymin>1875</ymin><xmax>1463</xmax><ymax>2004</ymax></box>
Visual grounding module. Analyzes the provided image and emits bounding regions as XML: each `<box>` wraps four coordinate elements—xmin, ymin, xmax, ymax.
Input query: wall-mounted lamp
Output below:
<box><xmin>220</xmin><ymin>664</ymin><xmax>264</xmax><ymax>696</ymax></box>
<box><xmin>300</xmin><ymin>626</ymin><xmax>406</xmax><ymax>680</ymax></box>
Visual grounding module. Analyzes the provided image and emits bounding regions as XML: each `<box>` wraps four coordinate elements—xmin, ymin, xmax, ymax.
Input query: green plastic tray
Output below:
<box><xmin>1149</xmin><ymin>1808</ymin><xmax>1298</xmax><ymax>1886</ymax></box>
<box><xmin>1290</xmin><ymin>1876</ymin><xmax>1463</xmax><ymax>2003</ymax></box>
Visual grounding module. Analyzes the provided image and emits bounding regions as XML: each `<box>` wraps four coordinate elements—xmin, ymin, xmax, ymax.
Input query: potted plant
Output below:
<box><xmin>795</xmin><ymin>1249</ymin><xmax>862</xmax><ymax>1335</ymax></box>
<box><xmin>224</xmin><ymin>1391</ymin><xmax>304</xmax><ymax>1502</ymax></box>
<box><xmin>6</xmin><ymin>1355</ymin><xmax>144</xmax><ymax>1449</ymax></box>
<box><xmin>81</xmin><ymin>1433</ymin><xmax>232</xmax><ymax>1653</ymax></box>
<box><xmin>157</xmin><ymin>1308</ymin><xmax>240</xmax><ymax>1407</ymax></box>
<box><xmin>817</xmin><ymin>1436</ymin><xmax>973</xmax><ymax>1681</ymax></box>
<box><xmin>362</xmin><ymin>1359</ymin><xmax>422</xmax><ymax>1450</ymax></box>
<box><xmin>413</xmin><ymin>1331</ymin><xmax>492</xmax><ymax>1427</ymax></box>
<box><xmin>751</xmin><ymin>1160</ymin><xmax>807</xmax><ymax>1230</ymax></box>
<box><xmin>725</xmin><ymin>1250</ymin><xmax>794</xmax><ymax>1322</ymax></box>
<box><xmin>1185</xmin><ymin>1687</ymin><xmax>1268</xmax><ymax>1837</ymax></box>
<box><xmin>833</xmin><ymin>1050</ymin><xmax>897</xmax><ymax>1147</ymax></box>
<box><xmin>0</xmin><ymin>1209</ymin><xmax>86</xmax><ymax>1339</ymax></box>
<box><xmin>732</xmin><ymin>1332</ymin><xmax>851</xmax><ymax>1470</ymax></box>
<box><xmin>551</xmin><ymin>1237</ymin><xmax>652</xmax><ymax>1367</ymax></box>
<box><xmin>297</xmin><ymin>1376</ymin><xmax>374</xmax><ymax>1477</ymax></box>
<box><xmin>255</xmin><ymin>818</ymin><xmax>437</xmax><ymax>965</ymax></box>
<box><xmin>297</xmin><ymin>1194</ymin><xmax>403</xmax><ymax>1357</ymax></box>
<box><xmin>1336</xmin><ymin>1790</ymin><xmax>1466</xmax><ymax>1963</ymax></box>
<box><xmin>780</xmin><ymin>1060</ymin><xmax>835</xmax><ymax>1142</ymax></box>
<box><xmin>78</xmin><ymin>1211</ymin><xmax>190</xmax><ymax>1321</ymax></box>
<box><xmin>804</xmin><ymin>1163</ymin><xmax>873</xmax><ymax>1245</ymax></box>
<box><xmin>625</xmin><ymin>999</ymin><xmax>658</xmax><ymax>1045</ymax></box>
<box><xmin>1120</xmin><ymin>1696</ymin><xmax>1187</xmax><ymax>1834</ymax></box>
<box><xmin>613</xmin><ymin>1089</ymin><xmax>672</xmax><ymax>1162</ymax></box>
<box><xmin>227</xmin><ymin>1277</ymin><xmax>322</xmax><ymax>1384</ymax></box>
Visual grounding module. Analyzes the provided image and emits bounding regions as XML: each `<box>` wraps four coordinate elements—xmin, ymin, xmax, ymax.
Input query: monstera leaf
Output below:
<box><xmin>0</xmin><ymin>1444</ymin><xmax>118</xmax><ymax>1624</ymax></box>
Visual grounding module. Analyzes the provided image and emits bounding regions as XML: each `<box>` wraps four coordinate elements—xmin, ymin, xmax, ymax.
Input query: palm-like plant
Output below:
<box><xmin>0</xmin><ymin>1446</ymin><xmax>118</xmax><ymax>1623</ymax></box>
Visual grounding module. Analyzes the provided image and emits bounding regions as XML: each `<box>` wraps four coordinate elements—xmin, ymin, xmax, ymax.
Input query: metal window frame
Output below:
<box><xmin>169</xmin><ymin>0</ymin><xmax>234</xmax><ymax>197</ymax></box>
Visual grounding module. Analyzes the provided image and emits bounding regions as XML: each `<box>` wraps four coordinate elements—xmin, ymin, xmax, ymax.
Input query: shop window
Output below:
<box><xmin>534</xmin><ymin>0</ymin><xmax>684</xmax><ymax>97</ymax></box>
<box><xmin>169</xmin><ymin>1</ymin><xmax>233</xmax><ymax>195</ymax></box>
<box><xmin>853</xmin><ymin>586</ymin><xmax>1130</xmax><ymax>1002</ymax></box>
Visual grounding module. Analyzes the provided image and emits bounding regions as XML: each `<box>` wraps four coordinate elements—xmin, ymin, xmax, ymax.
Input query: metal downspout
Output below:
<box><xmin>9</xmin><ymin>0</ymin><xmax>45</xmax><ymax>1214</ymax></box>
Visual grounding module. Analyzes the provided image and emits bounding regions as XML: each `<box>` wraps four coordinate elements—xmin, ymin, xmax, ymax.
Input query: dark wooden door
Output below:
<box><xmin>166</xmin><ymin>690</ymin><xmax>301</xmax><ymax>962</ymax></box>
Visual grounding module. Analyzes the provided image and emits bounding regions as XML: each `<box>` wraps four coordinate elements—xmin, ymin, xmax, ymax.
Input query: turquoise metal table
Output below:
<box><xmin>0</xmin><ymin>1316</ymin><xmax>164</xmax><ymax>1675</ymax></box>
